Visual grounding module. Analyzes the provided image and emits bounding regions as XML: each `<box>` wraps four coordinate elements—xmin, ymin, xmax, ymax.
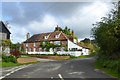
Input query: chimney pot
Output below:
<box><xmin>27</xmin><ymin>33</ymin><xmax>30</xmax><ymax>40</ymax></box>
<box><xmin>72</xmin><ymin>30</ymin><xmax>74</xmax><ymax>37</ymax></box>
<box><xmin>55</xmin><ymin>25</ymin><xmax>59</xmax><ymax>31</ymax></box>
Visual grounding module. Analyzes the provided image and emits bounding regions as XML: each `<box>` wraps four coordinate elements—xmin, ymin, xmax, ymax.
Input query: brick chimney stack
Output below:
<box><xmin>27</xmin><ymin>33</ymin><xmax>30</xmax><ymax>40</ymax></box>
<box><xmin>55</xmin><ymin>25</ymin><xmax>59</xmax><ymax>32</ymax></box>
<box><xmin>72</xmin><ymin>30</ymin><xmax>74</xmax><ymax>37</ymax></box>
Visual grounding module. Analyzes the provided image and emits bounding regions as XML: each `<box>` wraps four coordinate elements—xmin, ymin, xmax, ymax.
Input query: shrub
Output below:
<box><xmin>2</xmin><ymin>54</ymin><xmax>17</xmax><ymax>63</ymax></box>
<box><xmin>10</xmin><ymin>50</ymin><xmax>21</xmax><ymax>58</ymax></box>
<box><xmin>54</xmin><ymin>52</ymin><xmax>58</xmax><ymax>56</ymax></box>
<box><xmin>70</xmin><ymin>55</ymin><xmax>77</xmax><ymax>58</ymax></box>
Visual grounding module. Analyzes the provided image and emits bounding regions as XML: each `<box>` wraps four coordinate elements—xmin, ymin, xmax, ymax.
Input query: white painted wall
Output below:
<box><xmin>28</xmin><ymin>52</ymin><xmax>54</xmax><ymax>54</ymax></box>
<box><xmin>28</xmin><ymin>51</ymin><xmax>82</xmax><ymax>57</ymax></box>
<box><xmin>57</xmin><ymin>51</ymin><xmax>82</xmax><ymax>57</ymax></box>
<box><xmin>82</xmin><ymin>48</ymin><xmax>89</xmax><ymax>55</ymax></box>
<box><xmin>68</xmin><ymin>40</ymin><xmax>82</xmax><ymax>50</ymax></box>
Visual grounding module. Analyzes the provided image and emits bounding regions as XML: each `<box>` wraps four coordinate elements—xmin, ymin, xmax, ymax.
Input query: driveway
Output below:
<box><xmin>1</xmin><ymin>57</ymin><xmax>118</xmax><ymax>80</ymax></box>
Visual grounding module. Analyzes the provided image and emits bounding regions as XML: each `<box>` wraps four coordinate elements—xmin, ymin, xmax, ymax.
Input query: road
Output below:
<box><xmin>1</xmin><ymin>57</ymin><xmax>118</xmax><ymax>80</ymax></box>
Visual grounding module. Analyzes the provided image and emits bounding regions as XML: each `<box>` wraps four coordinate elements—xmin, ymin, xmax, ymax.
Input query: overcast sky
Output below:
<box><xmin>1</xmin><ymin>1</ymin><xmax>114</xmax><ymax>43</ymax></box>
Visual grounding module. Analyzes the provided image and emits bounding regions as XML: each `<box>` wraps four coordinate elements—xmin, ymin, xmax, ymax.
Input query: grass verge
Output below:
<box><xmin>0</xmin><ymin>61</ymin><xmax>40</xmax><ymax>67</ymax></box>
<box><xmin>94</xmin><ymin>61</ymin><xmax>119</xmax><ymax>79</ymax></box>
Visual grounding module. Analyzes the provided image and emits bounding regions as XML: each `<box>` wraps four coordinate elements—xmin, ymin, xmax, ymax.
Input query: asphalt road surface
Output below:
<box><xmin>1</xmin><ymin>57</ymin><xmax>118</xmax><ymax>80</ymax></box>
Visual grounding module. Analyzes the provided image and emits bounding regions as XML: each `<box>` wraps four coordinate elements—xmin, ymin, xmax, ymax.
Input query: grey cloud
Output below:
<box><xmin>2</xmin><ymin>2</ymin><xmax>113</xmax><ymax>43</ymax></box>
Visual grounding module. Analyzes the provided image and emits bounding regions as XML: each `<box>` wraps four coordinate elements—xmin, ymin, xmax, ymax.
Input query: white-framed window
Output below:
<box><xmin>50</xmin><ymin>48</ymin><xmax>53</xmax><ymax>52</ymax></box>
<box><xmin>54</xmin><ymin>47</ymin><xmax>61</xmax><ymax>51</ymax></box>
<box><xmin>55</xmin><ymin>35</ymin><xmax>59</xmax><ymax>38</ymax></box>
<box><xmin>30</xmin><ymin>48</ymin><xmax>32</xmax><ymax>52</ymax></box>
<box><xmin>34</xmin><ymin>42</ymin><xmax>36</xmax><ymax>47</ymax></box>
<box><xmin>34</xmin><ymin>48</ymin><xmax>36</xmax><ymax>52</ymax></box>
<box><xmin>44</xmin><ymin>36</ymin><xmax>48</xmax><ymax>39</ymax></box>
<box><xmin>39</xmin><ymin>48</ymin><xmax>42</xmax><ymax>52</ymax></box>
<box><xmin>44</xmin><ymin>48</ymin><xmax>46</xmax><ymax>51</ymax></box>
<box><xmin>62</xmin><ymin>47</ymin><xmax>65</xmax><ymax>51</ymax></box>
<box><xmin>55</xmin><ymin>41</ymin><xmax>60</xmax><ymax>45</ymax></box>
<box><xmin>26</xmin><ymin>43</ymin><xmax>28</xmax><ymax>47</ymax></box>
<box><xmin>26</xmin><ymin>48</ymin><xmax>28</xmax><ymax>53</ymax></box>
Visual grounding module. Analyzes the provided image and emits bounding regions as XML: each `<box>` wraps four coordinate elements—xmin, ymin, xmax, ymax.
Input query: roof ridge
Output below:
<box><xmin>34</xmin><ymin>32</ymin><xmax>53</xmax><ymax>35</ymax></box>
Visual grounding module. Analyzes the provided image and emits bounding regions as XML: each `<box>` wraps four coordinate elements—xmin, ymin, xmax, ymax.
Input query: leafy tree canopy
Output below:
<box><xmin>91</xmin><ymin>2</ymin><xmax>120</xmax><ymax>60</ymax></box>
<box><xmin>81</xmin><ymin>38</ymin><xmax>91</xmax><ymax>44</ymax></box>
<box><xmin>54</xmin><ymin>26</ymin><xmax>78</xmax><ymax>41</ymax></box>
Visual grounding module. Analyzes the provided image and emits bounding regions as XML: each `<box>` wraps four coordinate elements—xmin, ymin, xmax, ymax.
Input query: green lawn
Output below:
<box><xmin>0</xmin><ymin>61</ymin><xmax>40</xmax><ymax>67</ymax></box>
<box><xmin>94</xmin><ymin>61</ymin><xmax>120</xmax><ymax>79</ymax></box>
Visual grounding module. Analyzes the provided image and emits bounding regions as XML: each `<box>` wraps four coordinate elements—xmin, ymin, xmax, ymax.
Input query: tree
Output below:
<box><xmin>91</xmin><ymin>2</ymin><xmax>120</xmax><ymax>60</ymax></box>
<box><xmin>21</xmin><ymin>43</ymin><xmax>25</xmax><ymax>53</ymax></box>
<box><xmin>81</xmin><ymin>38</ymin><xmax>91</xmax><ymax>44</ymax></box>
<box><xmin>54</xmin><ymin>26</ymin><xmax>78</xmax><ymax>41</ymax></box>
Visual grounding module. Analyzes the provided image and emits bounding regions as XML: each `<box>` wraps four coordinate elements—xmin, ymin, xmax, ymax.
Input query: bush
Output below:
<box><xmin>95</xmin><ymin>54</ymin><xmax>119</xmax><ymax>73</ymax></box>
<box><xmin>10</xmin><ymin>50</ymin><xmax>21</xmax><ymax>58</ymax></box>
<box><xmin>70</xmin><ymin>55</ymin><xmax>77</xmax><ymax>58</ymax></box>
<box><xmin>2</xmin><ymin>54</ymin><xmax>17</xmax><ymax>63</ymax></box>
<box><xmin>53</xmin><ymin>52</ymin><xmax>58</xmax><ymax>56</ymax></box>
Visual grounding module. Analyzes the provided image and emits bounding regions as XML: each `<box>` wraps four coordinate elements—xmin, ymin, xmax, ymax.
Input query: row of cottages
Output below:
<box><xmin>0</xmin><ymin>21</ymin><xmax>11</xmax><ymax>53</ymax></box>
<box><xmin>23</xmin><ymin>25</ymin><xmax>90</xmax><ymax>55</ymax></box>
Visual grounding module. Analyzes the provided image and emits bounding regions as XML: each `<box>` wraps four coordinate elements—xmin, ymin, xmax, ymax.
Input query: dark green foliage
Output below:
<box><xmin>21</xmin><ymin>43</ymin><xmax>25</xmax><ymax>53</ymax></box>
<box><xmin>92</xmin><ymin>2</ymin><xmax>120</xmax><ymax>78</ymax></box>
<box><xmin>95</xmin><ymin>56</ymin><xmax>119</xmax><ymax>78</ymax></box>
<box><xmin>91</xmin><ymin>2</ymin><xmax>120</xmax><ymax>60</ymax></box>
<box><xmin>40</xmin><ymin>41</ymin><xmax>61</xmax><ymax>52</ymax></box>
<box><xmin>54</xmin><ymin>26</ymin><xmax>78</xmax><ymax>41</ymax></box>
<box><xmin>53</xmin><ymin>52</ymin><xmax>58</xmax><ymax>56</ymax></box>
<box><xmin>81</xmin><ymin>38</ymin><xmax>91</xmax><ymax>44</ymax></box>
<box><xmin>2</xmin><ymin>54</ymin><xmax>17</xmax><ymax>63</ymax></box>
<box><xmin>10</xmin><ymin>42</ymin><xmax>21</xmax><ymax>50</ymax></box>
<box><xmin>70</xmin><ymin>55</ymin><xmax>77</xmax><ymax>58</ymax></box>
<box><xmin>64</xmin><ymin>46</ymin><xmax>68</xmax><ymax>51</ymax></box>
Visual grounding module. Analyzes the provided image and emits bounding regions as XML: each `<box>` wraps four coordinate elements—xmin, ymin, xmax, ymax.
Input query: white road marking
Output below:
<box><xmin>58</xmin><ymin>74</ymin><xmax>64</xmax><ymax>80</ymax></box>
<box><xmin>0</xmin><ymin>64</ymin><xmax>32</xmax><ymax>79</ymax></box>
<box><xmin>69</xmin><ymin>72</ymin><xmax>85</xmax><ymax>75</ymax></box>
<box><xmin>51</xmin><ymin>77</ymin><xmax>53</xmax><ymax>79</ymax></box>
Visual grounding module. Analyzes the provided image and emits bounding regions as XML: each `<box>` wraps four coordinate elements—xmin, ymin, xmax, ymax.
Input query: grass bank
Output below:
<box><xmin>0</xmin><ymin>61</ymin><xmax>40</xmax><ymax>67</ymax></box>
<box><xmin>94</xmin><ymin>60</ymin><xmax>120</xmax><ymax>79</ymax></box>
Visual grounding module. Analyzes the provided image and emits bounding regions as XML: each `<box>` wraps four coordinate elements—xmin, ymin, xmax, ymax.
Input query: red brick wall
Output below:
<box><xmin>17</xmin><ymin>58</ymin><xmax>37</xmax><ymax>63</ymax></box>
<box><xmin>23</xmin><ymin>40</ymin><xmax>68</xmax><ymax>54</ymax></box>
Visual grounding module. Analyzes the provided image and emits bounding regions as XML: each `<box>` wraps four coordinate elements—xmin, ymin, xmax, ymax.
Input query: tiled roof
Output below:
<box><xmin>0</xmin><ymin>21</ymin><xmax>11</xmax><ymax>34</ymax></box>
<box><xmin>24</xmin><ymin>31</ymin><xmax>72</xmax><ymax>43</ymax></box>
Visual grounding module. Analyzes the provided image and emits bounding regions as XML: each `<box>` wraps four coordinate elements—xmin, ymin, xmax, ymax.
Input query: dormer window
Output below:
<box><xmin>44</xmin><ymin>36</ymin><xmax>48</xmax><ymax>39</ymax></box>
<box><xmin>55</xmin><ymin>35</ymin><xmax>59</xmax><ymax>38</ymax></box>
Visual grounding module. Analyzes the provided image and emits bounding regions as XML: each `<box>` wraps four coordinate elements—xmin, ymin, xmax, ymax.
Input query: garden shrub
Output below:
<box><xmin>54</xmin><ymin>52</ymin><xmax>58</xmax><ymax>56</ymax></box>
<box><xmin>2</xmin><ymin>54</ymin><xmax>17</xmax><ymax>63</ymax></box>
<box><xmin>10</xmin><ymin>50</ymin><xmax>21</xmax><ymax>58</ymax></box>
